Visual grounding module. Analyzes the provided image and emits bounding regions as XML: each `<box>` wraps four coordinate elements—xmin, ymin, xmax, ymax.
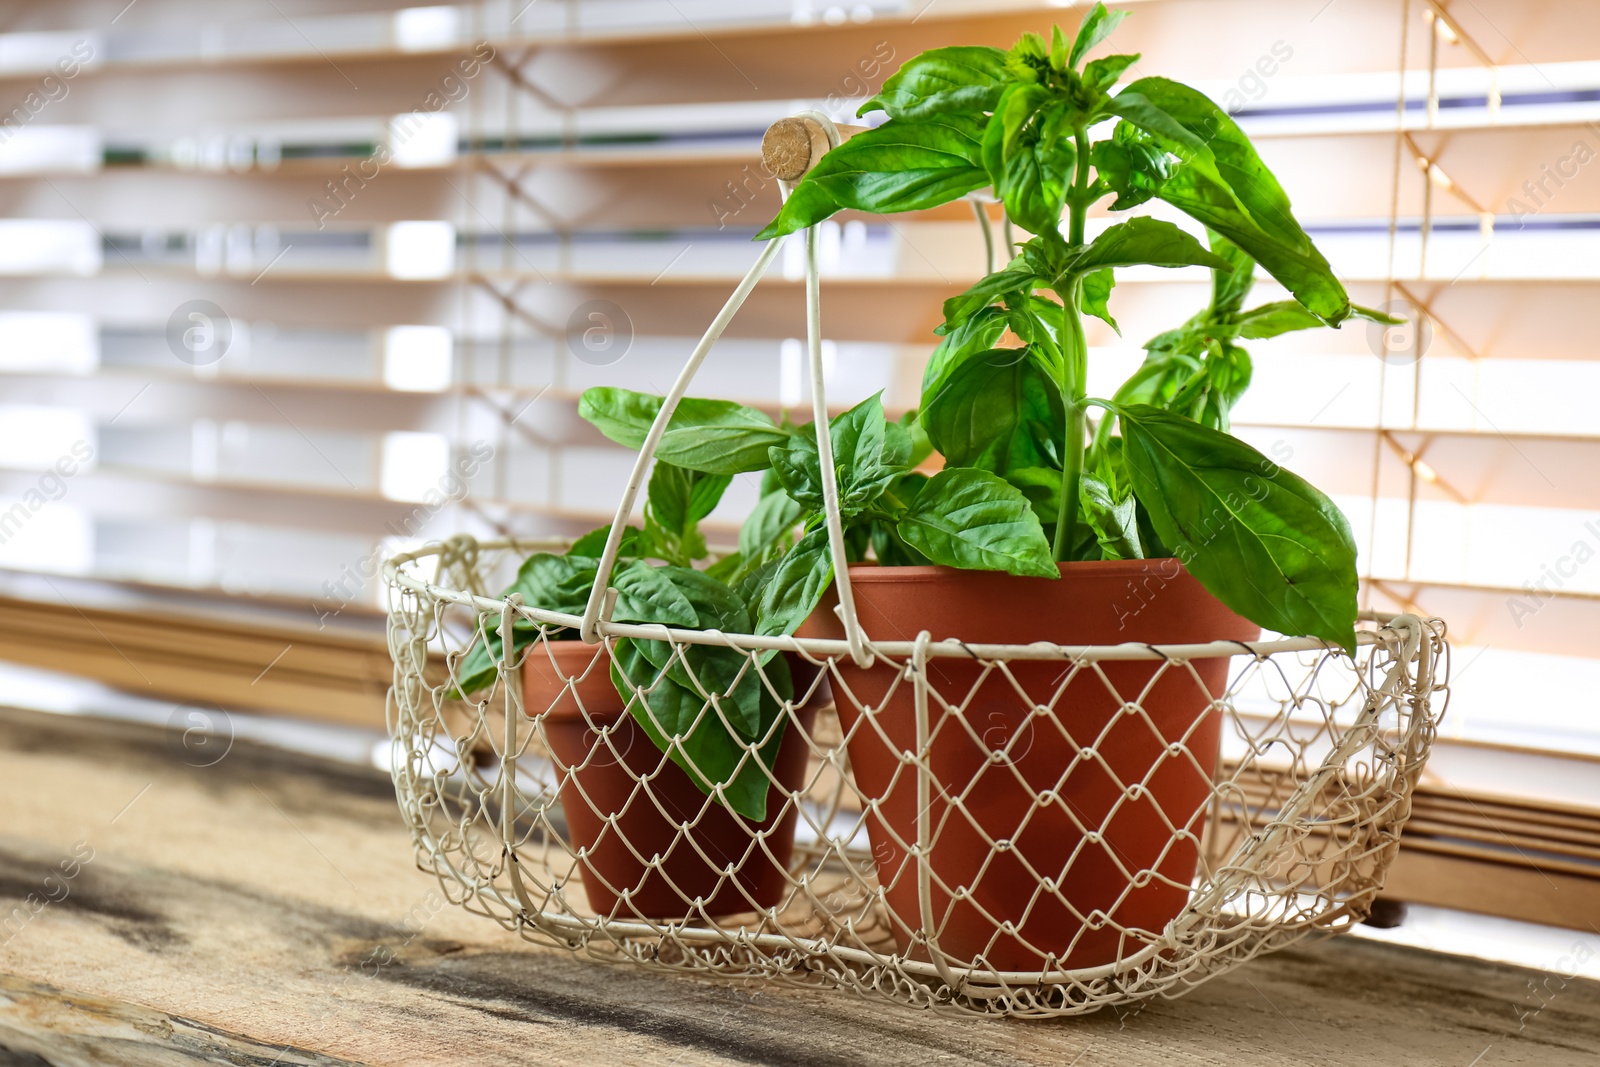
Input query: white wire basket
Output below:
<box><xmin>385</xmin><ymin>540</ymin><xmax>1445</xmax><ymax>1017</ymax></box>
<box><xmin>382</xmin><ymin>114</ymin><xmax>1448</xmax><ymax>1016</ymax></box>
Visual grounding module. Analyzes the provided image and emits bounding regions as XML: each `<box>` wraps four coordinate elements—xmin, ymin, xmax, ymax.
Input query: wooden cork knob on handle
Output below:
<box><xmin>761</xmin><ymin>117</ymin><xmax>869</xmax><ymax>180</ymax></box>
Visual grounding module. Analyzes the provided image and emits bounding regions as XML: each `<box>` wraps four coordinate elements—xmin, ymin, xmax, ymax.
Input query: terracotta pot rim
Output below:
<box><xmin>841</xmin><ymin>559</ymin><xmax>1192</xmax><ymax>583</ymax></box>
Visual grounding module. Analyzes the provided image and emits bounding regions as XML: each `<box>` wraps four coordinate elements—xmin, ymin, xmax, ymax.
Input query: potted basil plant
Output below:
<box><xmin>448</xmin><ymin>417</ymin><xmax>828</xmax><ymax>919</ymax></box>
<box><xmin>525</xmin><ymin>3</ymin><xmax>1404</xmax><ymax>966</ymax></box>
<box><xmin>741</xmin><ymin>5</ymin><xmax>1400</xmax><ymax>969</ymax></box>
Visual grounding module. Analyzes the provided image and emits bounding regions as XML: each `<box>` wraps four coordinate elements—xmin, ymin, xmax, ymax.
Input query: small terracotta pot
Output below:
<box><xmin>531</xmin><ymin>641</ymin><xmax>827</xmax><ymax>919</ymax></box>
<box><xmin>801</xmin><ymin>559</ymin><xmax>1258</xmax><ymax>971</ymax></box>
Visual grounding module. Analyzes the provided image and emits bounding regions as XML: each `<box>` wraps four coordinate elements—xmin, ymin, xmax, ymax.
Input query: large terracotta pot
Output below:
<box><xmin>802</xmin><ymin>559</ymin><xmax>1258</xmax><ymax>972</ymax></box>
<box><xmin>532</xmin><ymin>641</ymin><xmax>827</xmax><ymax>919</ymax></box>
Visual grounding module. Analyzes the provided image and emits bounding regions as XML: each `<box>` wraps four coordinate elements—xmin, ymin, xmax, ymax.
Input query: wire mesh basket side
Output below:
<box><xmin>384</xmin><ymin>537</ymin><xmax>1446</xmax><ymax>1017</ymax></box>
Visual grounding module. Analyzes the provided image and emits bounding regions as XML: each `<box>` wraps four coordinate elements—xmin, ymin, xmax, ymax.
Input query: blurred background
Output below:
<box><xmin>0</xmin><ymin>0</ymin><xmax>1596</xmax><ymax>965</ymax></box>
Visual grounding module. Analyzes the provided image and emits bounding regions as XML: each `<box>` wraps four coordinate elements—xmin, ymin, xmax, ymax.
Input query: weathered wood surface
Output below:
<box><xmin>1</xmin><ymin>706</ymin><xmax>1596</xmax><ymax>1067</ymax></box>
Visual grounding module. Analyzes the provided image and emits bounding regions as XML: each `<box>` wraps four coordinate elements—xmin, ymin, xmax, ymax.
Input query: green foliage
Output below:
<box><xmin>1067</xmin><ymin>216</ymin><xmax>1234</xmax><ymax>273</ymax></box>
<box><xmin>446</xmin><ymin>552</ymin><xmax>598</xmax><ymax>699</ymax></box>
<box><xmin>921</xmin><ymin>347</ymin><xmax>1063</xmax><ymax>473</ymax></box>
<box><xmin>753</xmin><ymin>527</ymin><xmax>835</xmax><ymax>640</ymax></box>
<box><xmin>578</xmin><ymin>387</ymin><xmax>791</xmax><ymax>475</ymax></box>
<box><xmin>448</xmin><ymin>396</ymin><xmax>803</xmax><ymax>819</ymax></box>
<box><xmin>740</xmin><ymin>1</ymin><xmax>1376</xmax><ymax>651</ymax></box>
<box><xmin>488</xmin><ymin>0</ymin><xmax>1382</xmax><ymax>811</ymax></box>
<box><xmin>610</xmin><ymin>636</ymin><xmax>793</xmax><ymax>820</ymax></box>
<box><xmin>858</xmin><ymin>45</ymin><xmax>1010</xmax><ymax>120</ymax></box>
<box><xmin>769</xmin><ymin>393</ymin><xmax>904</xmax><ymax>516</ymax></box>
<box><xmin>897</xmin><ymin>467</ymin><xmax>1057</xmax><ymax>578</ymax></box>
<box><xmin>1116</xmin><ymin>405</ymin><xmax>1359</xmax><ymax>652</ymax></box>
<box><xmin>1105</xmin><ymin>76</ymin><xmax>1351</xmax><ymax>323</ymax></box>
<box><xmin>1097</xmin><ymin>230</ymin><xmax>1404</xmax><ymax>438</ymax></box>
<box><xmin>1067</xmin><ymin>2</ymin><xmax>1129</xmax><ymax>69</ymax></box>
<box><xmin>755</xmin><ymin>117</ymin><xmax>990</xmax><ymax>240</ymax></box>
<box><xmin>643</xmin><ymin>463</ymin><xmax>732</xmax><ymax>566</ymax></box>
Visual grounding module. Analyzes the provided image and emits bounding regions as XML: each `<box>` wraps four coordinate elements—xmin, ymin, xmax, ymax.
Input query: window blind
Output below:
<box><xmin>0</xmin><ymin>0</ymin><xmax>1594</xmax><ymax>925</ymax></box>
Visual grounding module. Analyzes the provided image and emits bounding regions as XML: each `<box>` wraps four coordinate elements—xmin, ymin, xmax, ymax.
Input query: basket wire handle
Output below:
<box><xmin>795</xmin><ymin>110</ymin><xmax>873</xmax><ymax>669</ymax></box>
<box><xmin>579</xmin><ymin>110</ymin><xmax>874</xmax><ymax>668</ymax></box>
<box><xmin>577</xmin><ymin>237</ymin><xmax>783</xmax><ymax>642</ymax></box>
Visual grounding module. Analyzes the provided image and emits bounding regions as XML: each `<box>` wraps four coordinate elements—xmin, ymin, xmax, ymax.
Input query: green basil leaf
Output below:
<box><xmin>755</xmin><ymin>527</ymin><xmax>835</xmax><ymax>639</ymax></box>
<box><xmin>858</xmin><ymin>45</ymin><xmax>1009</xmax><ymax>120</ymax></box>
<box><xmin>1005</xmin><ymin>292</ymin><xmax>1065</xmax><ymax>374</ymax></box>
<box><xmin>1205</xmin><ymin>343</ymin><xmax>1253</xmax><ymax>430</ymax></box>
<box><xmin>1236</xmin><ymin>300</ymin><xmax>1403</xmax><ymax>340</ymax></box>
<box><xmin>664</xmin><ymin>565</ymin><xmax>749</xmax><ymax>632</ymax></box>
<box><xmin>1080</xmin><ymin>473</ymin><xmax>1143</xmax><ymax>560</ymax></box>
<box><xmin>632</xmin><ymin>568</ymin><xmax>760</xmax><ymax>737</ymax></box>
<box><xmin>1142</xmin><ymin>325</ymin><xmax>1201</xmax><ymax>354</ymax></box>
<box><xmin>644</xmin><ymin>462</ymin><xmax>731</xmax><ymax>564</ymax></box>
<box><xmin>897</xmin><ymin>467</ymin><xmax>1057</xmax><ymax>578</ymax></box>
<box><xmin>999</xmin><ymin>130</ymin><xmax>1072</xmax><ymax>237</ymax></box>
<box><xmin>610</xmin><ymin>559</ymin><xmax>699</xmax><ymax>628</ymax></box>
<box><xmin>578</xmin><ymin>387</ymin><xmax>789</xmax><ymax>475</ymax></box>
<box><xmin>755</xmin><ymin>116</ymin><xmax>990</xmax><ymax>240</ymax></box>
<box><xmin>941</xmin><ymin>266</ymin><xmax>1038</xmax><ymax>332</ymax></box>
<box><xmin>1007</xmin><ymin>31</ymin><xmax>1049</xmax><ymax>83</ymax></box>
<box><xmin>1083</xmin><ymin>53</ymin><xmax>1140</xmax><ymax>93</ymax></box>
<box><xmin>882</xmin><ymin>418</ymin><xmax>914</xmax><ymax>470</ymax></box>
<box><xmin>768</xmin><ymin>393</ymin><xmax>902</xmax><ymax>515</ymax></box>
<box><xmin>769</xmin><ymin>436</ymin><xmax>825</xmax><ymax>511</ymax></box>
<box><xmin>891</xmin><ymin>469</ymin><xmax>930</xmax><ymax>505</ymax></box>
<box><xmin>1092</xmin><ymin>433</ymin><xmax>1130</xmax><ymax>497</ymax></box>
<box><xmin>1068</xmin><ymin>216</ymin><xmax>1234</xmax><ymax>273</ymax></box>
<box><xmin>1102</xmin><ymin>89</ymin><xmax>1208</xmax><ymax>153</ymax></box>
<box><xmin>570</xmin><ymin>524</ymin><xmax>642</xmax><ymax>559</ymax></box>
<box><xmin>1207</xmin><ymin>230</ymin><xmax>1256</xmax><ymax>316</ymax></box>
<box><xmin>921</xmin><ymin>347</ymin><xmax>1064</xmax><ymax>474</ymax></box>
<box><xmin>629</xmin><ymin>635</ymin><xmax>762</xmax><ymax>740</ymax></box>
<box><xmin>1108</xmin><ymin>77</ymin><xmax>1350</xmax><ymax>323</ymax></box>
<box><xmin>1117</xmin><ymin>404</ymin><xmax>1358</xmax><ymax>652</ymax></box>
<box><xmin>1354</xmin><ymin>303</ymin><xmax>1406</xmax><ymax>325</ymax></box>
<box><xmin>703</xmin><ymin>550</ymin><xmax>744</xmax><ymax>583</ymax></box>
<box><xmin>609</xmin><ymin>640</ymin><xmax>790</xmax><ymax>820</ymax></box>
<box><xmin>738</xmin><ymin>488</ymin><xmax>806</xmax><ymax>561</ymax></box>
<box><xmin>649</xmin><ymin>398</ymin><xmax>789</xmax><ymax>474</ymax></box>
<box><xmin>871</xmin><ymin>516</ymin><xmax>931</xmax><ymax>567</ymax></box>
<box><xmin>1234</xmin><ymin>300</ymin><xmax>1325</xmax><ymax>340</ymax></box>
<box><xmin>1068</xmin><ymin>1</ymin><xmax>1130</xmax><ymax>70</ymax></box>
<box><xmin>982</xmin><ymin>84</ymin><xmax>1070</xmax><ymax>236</ymax></box>
<box><xmin>831</xmin><ymin>392</ymin><xmax>892</xmax><ymax>508</ymax></box>
<box><xmin>1078</xmin><ymin>268</ymin><xmax>1118</xmax><ymax>333</ymax></box>
<box><xmin>897</xmin><ymin>408</ymin><xmax>934</xmax><ymax>467</ymax></box>
<box><xmin>1044</xmin><ymin>23</ymin><xmax>1069</xmax><ymax>70</ymax></box>
<box><xmin>503</xmin><ymin>552</ymin><xmax>599</xmax><ymax>615</ymax></box>
<box><xmin>926</xmin><ymin>304</ymin><xmax>1008</xmax><ymax>391</ymax></box>
<box><xmin>576</xmin><ymin>386</ymin><xmax>661</xmax><ymax>448</ymax></box>
<box><xmin>687</xmin><ymin>468</ymin><xmax>731</xmax><ymax>522</ymax></box>
<box><xmin>1122</xmin><ymin>78</ymin><xmax>1300</xmax><ymax>242</ymax></box>
<box><xmin>1005</xmin><ymin>465</ymin><xmax>1062</xmax><ymax>529</ymax></box>
<box><xmin>1089</xmin><ymin>124</ymin><xmax>1172</xmax><ymax>211</ymax></box>
<box><xmin>732</xmin><ymin>555</ymin><xmax>779</xmax><ymax>613</ymax></box>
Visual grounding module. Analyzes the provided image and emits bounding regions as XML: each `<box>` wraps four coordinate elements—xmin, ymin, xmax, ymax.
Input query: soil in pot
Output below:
<box><xmin>532</xmin><ymin>640</ymin><xmax>828</xmax><ymax>920</ymax></box>
<box><xmin>802</xmin><ymin>559</ymin><xmax>1258</xmax><ymax>972</ymax></box>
